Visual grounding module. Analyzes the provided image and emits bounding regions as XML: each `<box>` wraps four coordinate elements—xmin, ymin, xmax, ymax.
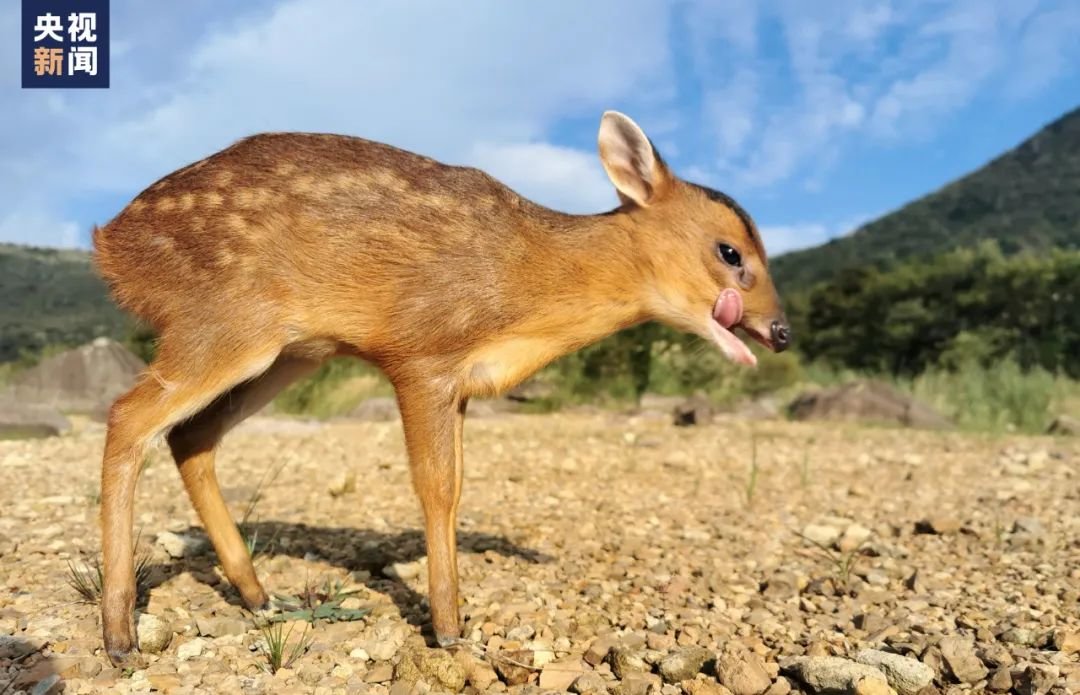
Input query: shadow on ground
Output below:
<box><xmin>138</xmin><ymin>523</ymin><xmax>552</xmax><ymax>634</ymax></box>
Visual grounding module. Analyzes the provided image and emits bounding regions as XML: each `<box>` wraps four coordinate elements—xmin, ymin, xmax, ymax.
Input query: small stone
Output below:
<box><xmin>539</xmin><ymin>659</ymin><xmax>588</xmax><ymax>690</ymax></box>
<box><xmin>382</xmin><ymin>560</ymin><xmax>423</xmax><ymax>581</ymax></box>
<box><xmin>1012</xmin><ymin>664</ymin><xmax>1058</xmax><ymax>695</ymax></box>
<box><xmin>938</xmin><ymin>636</ymin><xmax>988</xmax><ymax>684</ymax></box>
<box><xmin>658</xmin><ymin>646</ymin><xmax>711</xmax><ymax>683</ymax></box>
<box><xmin>493</xmin><ymin>649</ymin><xmax>534</xmax><ymax>686</ymax></box>
<box><xmin>1012</xmin><ymin>517</ymin><xmax>1044</xmax><ymax>535</ymax></box>
<box><xmin>155</xmin><ymin>531</ymin><xmax>207</xmax><ymax>559</ymax></box>
<box><xmin>136</xmin><ymin>613</ymin><xmax>172</xmax><ymax>654</ymax></box>
<box><xmin>648</xmin><ymin>632</ymin><xmax>677</xmax><ymax>651</ymax></box>
<box><xmin>787</xmin><ymin>657</ymin><xmax>891</xmax><ymax>695</ymax></box>
<box><xmin>764</xmin><ymin>677</ymin><xmax>791</xmax><ymax>695</ymax></box>
<box><xmin>987</xmin><ymin>666</ymin><xmax>1012</xmax><ymax>692</ymax></box>
<box><xmin>853</xmin><ymin>676</ymin><xmax>895</xmax><ymax>695</ymax></box>
<box><xmin>682</xmin><ymin>681</ymin><xmax>735</xmax><ymax>695</ymax></box>
<box><xmin>147</xmin><ymin>674</ymin><xmax>182</xmax><ymax>691</ymax></box>
<box><xmin>507</xmin><ymin>624</ymin><xmax>536</xmax><ymax>641</ymax></box>
<box><xmin>1001</xmin><ymin>627</ymin><xmax>1039</xmax><ymax>646</ymax></box>
<box><xmin>195</xmin><ymin>615</ymin><xmax>249</xmax><ymax>638</ymax></box>
<box><xmin>607</xmin><ymin>645</ymin><xmax>648</xmax><ymax>679</ymax></box>
<box><xmin>364</xmin><ymin>663</ymin><xmax>394</xmax><ymax>683</ymax></box>
<box><xmin>327</xmin><ymin>470</ymin><xmax>356</xmax><ymax>496</ymax></box>
<box><xmin>585</xmin><ymin>635</ymin><xmax>620</xmax><ymax>666</ymax></box>
<box><xmin>349</xmin><ymin>647</ymin><xmax>370</xmax><ymax>661</ymax></box>
<box><xmin>914</xmin><ymin>517</ymin><xmax>960</xmax><ymax>535</ymax></box>
<box><xmin>715</xmin><ymin>647</ymin><xmax>772</xmax><ymax>695</ymax></box>
<box><xmin>525</xmin><ymin>639</ymin><xmax>556</xmax><ymax>667</ymax></box>
<box><xmin>176</xmin><ymin>637</ymin><xmax>207</xmax><ymax>661</ymax></box>
<box><xmin>802</xmin><ymin>524</ymin><xmax>841</xmax><ymax>548</ymax></box>
<box><xmin>53</xmin><ymin>656</ymin><xmax>102</xmax><ymax>680</ymax></box>
<box><xmin>839</xmin><ymin>524</ymin><xmax>873</xmax><ymax>552</ymax></box>
<box><xmin>570</xmin><ymin>671</ymin><xmax>610</xmax><ymax>694</ymax></box>
<box><xmin>1052</xmin><ymin>629</ymin><xmax>1080</xmax><ymax>655</ymax></box>
<box><xmin>855</xmin><ymin>649</ymin><xmax>933</xmax><ymax>695</ymax></box>
<box><xmin>614</xmin><ymin>673</ymin><xmax>660</xmax><ymax>695</ymax></box>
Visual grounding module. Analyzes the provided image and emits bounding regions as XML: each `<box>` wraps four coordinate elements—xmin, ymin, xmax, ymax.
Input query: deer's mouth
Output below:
<box><xmin>709</xmin><ymin>289</ymin><xmax>757</xmax><ymax>366</ymax></box>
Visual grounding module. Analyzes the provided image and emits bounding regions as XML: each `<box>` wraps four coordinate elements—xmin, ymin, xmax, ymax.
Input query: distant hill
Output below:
<box><xmin>772</xmin><ymin>106</ymin><xmax>1080</xmax><ymax>292</ymax></box>
<box><xmin>0</xmin><ymin>244</ymin><xmax>129</xmax><ymax>363</ymax></box>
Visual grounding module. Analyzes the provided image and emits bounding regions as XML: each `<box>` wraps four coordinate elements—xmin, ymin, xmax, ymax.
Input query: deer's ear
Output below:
<box><xmin>598</xmin><ymin>111</ymin><xmax>669</xmax><ymax>207</ymax></box>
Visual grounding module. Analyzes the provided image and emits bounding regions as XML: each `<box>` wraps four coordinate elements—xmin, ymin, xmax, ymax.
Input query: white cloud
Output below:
<box><xmin>761</xmin><ymin>214</ymin><xmax>870</xmax><ymax>255</ymax></box>
<box><xmin>469</xmin><ymin>142</ymin><xmax>616</xmax><ymax>213</ymax></box>
<box><xmin>0</xmin><ymin>211</ymin><xmax>83</xmax><ymax>249</ymax></box>
<box><xmin>0</xmin><ymin>0</ymin><xmax>672</xmax><ymax>246</ymax></box>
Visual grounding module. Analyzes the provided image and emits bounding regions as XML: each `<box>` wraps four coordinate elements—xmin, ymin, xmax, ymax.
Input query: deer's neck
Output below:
<box><xmin>459</xmin><ymin>207</ymin><xmax>651</xmax><ymax>397</ymax></box>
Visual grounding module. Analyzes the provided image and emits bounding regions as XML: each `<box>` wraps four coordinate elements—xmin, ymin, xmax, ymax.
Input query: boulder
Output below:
<box><xmin>1</xmin><ymin>337</ymin><xmax>144</xmax><ymax>416</ymax></box>
<box><xmin>1046</xmin><ymin>414</ymin><xmax>1079</xmax><ymax>436</ymax></box>
<box><xmin>0</xmin><ymin>399</ymin><xmax>71</xmax><ymax>439</ymax></box>
<box><xmin>787</xmin><ymin>380</ymin><xmax>951</xmax><ymax>429</ymax></box>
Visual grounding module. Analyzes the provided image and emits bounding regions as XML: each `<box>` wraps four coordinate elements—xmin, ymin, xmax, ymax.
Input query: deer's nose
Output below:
<box><xmin>770</xmin><ymin>320</ymin><xmax>791</xmax><ymax>352</ymax></box>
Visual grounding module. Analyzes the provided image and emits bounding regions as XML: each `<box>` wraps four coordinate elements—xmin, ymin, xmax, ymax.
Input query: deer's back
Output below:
<box><xmin>94</xmin><ymin>133</ymin><xmax>538</xmax><ymax>354</ymax></box>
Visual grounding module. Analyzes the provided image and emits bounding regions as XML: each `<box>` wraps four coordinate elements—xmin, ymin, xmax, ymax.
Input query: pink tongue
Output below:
<box><xmin>713</xmin><ymin>289</ymin><xmax>743</xmax><ymax>328</ymax></box>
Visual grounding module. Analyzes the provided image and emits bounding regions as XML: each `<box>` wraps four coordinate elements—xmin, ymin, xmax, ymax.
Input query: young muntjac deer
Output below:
<box><xmin>93</xmin><ymin>111</ymin><xmax>790</xmax><ymax>664</ymax></box>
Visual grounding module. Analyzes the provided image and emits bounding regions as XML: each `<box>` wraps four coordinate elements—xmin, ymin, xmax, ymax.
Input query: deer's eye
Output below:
<box><xmin>717</xmin><ymin>243</ymin><xmax>742</xmax><ymax>268</ymax></box>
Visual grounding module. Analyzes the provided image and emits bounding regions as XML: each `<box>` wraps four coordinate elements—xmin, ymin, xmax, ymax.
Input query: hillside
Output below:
<box><xmin>0</xmin><ymin>244</ymin><xmax>129</xmax><ymax>363</ymax></box>
<box><xmin>772</xmin><ymin>106</ymin><xmax>1080</xmax><ymax>291</ymax></box>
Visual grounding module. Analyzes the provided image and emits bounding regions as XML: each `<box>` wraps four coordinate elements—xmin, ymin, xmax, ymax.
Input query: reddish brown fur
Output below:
<box><xmin>93</xmin><ymin>114</ymin><xmax>787</xmax><ymax>664</ymax></box>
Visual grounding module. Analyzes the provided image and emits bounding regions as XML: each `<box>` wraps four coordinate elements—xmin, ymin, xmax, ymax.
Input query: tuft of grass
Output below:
<box><xmin>268</xmin><ymin>577</ymin><xmax>370</xmax><ymax>624</ymax></box>
<box><xmin>793</xmin><ymin>530</ymin><xmax>865</xmax><ymax>593</ymax></box>
<box><xmin>66</xmin><ymin>545</ymin><xmax>153</xmax><ymax>604</ymax></box>
<box><xmin>258</xmin><ymin>621</ymin><xmax>312</xmax><ymax>674</ymax></box>
<box><xmin>237</xmin><ymin>462</ymin><xmax>286</xmax><ymax>560</ymax></box>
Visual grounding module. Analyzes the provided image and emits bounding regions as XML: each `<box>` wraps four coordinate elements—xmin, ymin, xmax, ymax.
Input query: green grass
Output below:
<box><xmin>906</xmin><ymin>358</ymin><xmax>1078</xmax><ymax>433</ymax></box>
<box><xmin>273</xmin><ymin>358</ymin><xmax>393</xmax><ymax>418</ymax></box>
<box><xmin>66</xmin><ymin>545</ymin><xmax>153</xmax><ymax>604</ymax></box>
<box><xmin>237</xmin><ymin>462</ymin><xmax>287</xmax><ymax>560</ymax></box>
<box><xmin>257</xmin><ymin>621</ymin><xmax>312</xmax><ymax>674</ymax></box>
<box><xmin>793</xmin><ymin>529</ymin><xmax>866</xmax><ymax>594</ymax></box>
<box><xmin>268</xmin><ymin>577</ymin><xmax>370</xmax><ymax>624</ymax></box>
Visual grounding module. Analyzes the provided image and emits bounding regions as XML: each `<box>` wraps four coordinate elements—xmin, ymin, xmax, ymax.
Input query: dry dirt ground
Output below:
<box><xmin>1</xmin><ymin>411</ymin><xmax>1078</xmax><ymax>695</ymax></box>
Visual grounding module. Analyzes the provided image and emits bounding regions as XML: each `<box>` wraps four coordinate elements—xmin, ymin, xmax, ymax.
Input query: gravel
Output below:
<box><xmin>0</xmin><ymin>413</ymin><xmax>1077</xmax><ymax>693</ymax></box>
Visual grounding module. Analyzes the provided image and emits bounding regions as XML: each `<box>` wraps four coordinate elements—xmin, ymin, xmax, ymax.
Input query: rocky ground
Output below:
<box><xmin>0</xmin><ymin>410</ymin><xmax>1077</xmax><ymax>694</ymax></box>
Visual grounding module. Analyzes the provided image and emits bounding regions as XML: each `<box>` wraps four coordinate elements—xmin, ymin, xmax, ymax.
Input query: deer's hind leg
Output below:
<box><xmin>101</xmin><ymin>344</ymin><xmax>283</xmax><ymax>665</ymax></box>
<box><xmin>166</xmin><ymin>355</ymin><xmax>322</xmax><ymax>611</ymax></box>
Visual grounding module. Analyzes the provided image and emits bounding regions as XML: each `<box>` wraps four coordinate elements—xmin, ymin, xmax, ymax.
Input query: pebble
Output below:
<box><xmin>2</xmin><ymin>417</ymin><xmax>1078</xmax><ymax>695</ymax></box>
<box><xmin>854</xmin><ymin>649</ymin><xmax>933</xmax><ymax>695</ymax></box>
<box><xmin>154</xmin><ymin>530</ymin><xmax>207</xmax><ymax>559</ymax></box>
<box><xmin>938</xmin><ymin>635</ymin><xmax>988</xmax><ymax>683</ymax></box>
<box><xmin>715</xmin><ymin>647</ymin><xmax>772</xmax><ymax>695</ymax></box>
<box><xmin>176</xmin><ymin>637</ymin><xmax>207</xmax><ymax>661</ymax></box>
<box><xmin>658</xmin><ymin>646</ymin><xmax>711</xmax><ymax>683</ymax></box>
<box><xmin>786</xmin><ymin>657</ymin><xmax>892</xmax><ymax>695</ymax></box>
<box><xmin>135</xmin><ymin>613</ymin><xmax>172</xmax><ymax>654</ymax></box>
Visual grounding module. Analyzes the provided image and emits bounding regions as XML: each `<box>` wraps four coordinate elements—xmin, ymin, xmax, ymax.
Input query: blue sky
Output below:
<box><xmin>2</xmin><ymin>0</ymin><xmax>1078</xmax><ymax>255</ymax></box>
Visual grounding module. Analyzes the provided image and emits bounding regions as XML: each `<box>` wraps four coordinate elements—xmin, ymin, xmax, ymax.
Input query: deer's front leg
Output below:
<box><xmin>396</xmin><ymin>383</ymin><xmax>466</xmax><ymax>645</ymax></box>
